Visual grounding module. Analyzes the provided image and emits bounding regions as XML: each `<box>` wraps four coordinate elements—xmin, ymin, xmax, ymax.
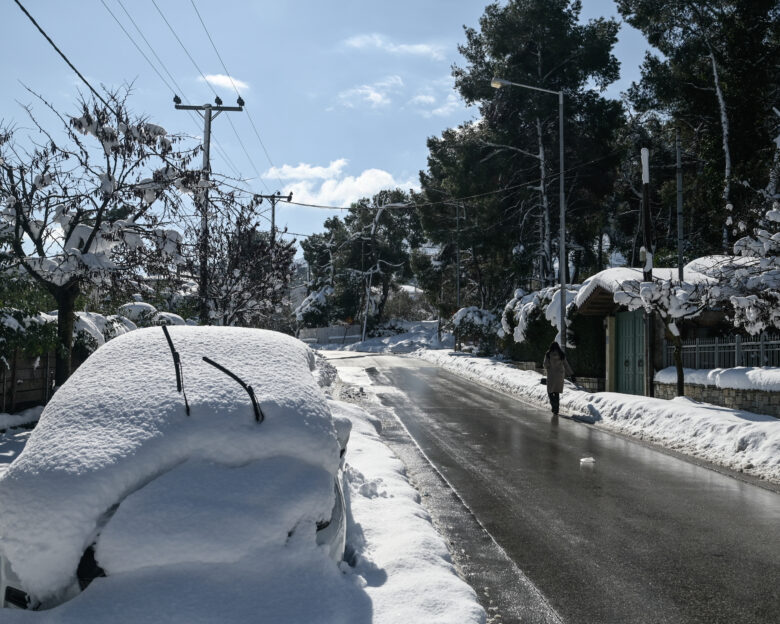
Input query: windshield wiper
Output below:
<box><xmin>202</xmin><ymin>356</ymin><xmax>264</xmax><ymax>423</ymax></box>
<box><xmin>161</xmin><ymin>325</ymin><xmax>190</xmax><ymax>416</ymax></box>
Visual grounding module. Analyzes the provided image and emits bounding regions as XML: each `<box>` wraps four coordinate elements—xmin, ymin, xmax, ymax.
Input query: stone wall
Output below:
<box><xmin>578</xmin><ymin>377</ymin><xmax>605</xmax><ymax>393</ymax></box>
<box><xmin>512</xmin><ymin>362</ymin><xmax>605</xmax><ymax>393</ymax></box>
<box><xmin>654</xmin><ymin>382</ymin><xmax>780</xmax><ymax>419</ymax></box>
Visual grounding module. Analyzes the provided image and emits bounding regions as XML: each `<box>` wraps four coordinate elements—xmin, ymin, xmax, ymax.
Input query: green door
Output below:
<box><xmin>616</xmin><ymin>309</ymin><xmax>645</xmax><ymax>395</ymax></box>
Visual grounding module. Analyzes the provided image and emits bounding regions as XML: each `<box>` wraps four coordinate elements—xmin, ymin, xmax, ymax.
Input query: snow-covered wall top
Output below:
<box><xmin>0</xmin><ymin>326</ymin><xmax>339</xmax><ymax>602</ymax></box>
<box><xmin>655</xmin><ymin>366</ymin><xmax>780</xmax><ymax>392</ymax></box>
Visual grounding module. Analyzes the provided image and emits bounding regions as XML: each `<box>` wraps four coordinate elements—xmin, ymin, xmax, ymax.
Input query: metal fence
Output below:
<box><xmin>297</xmin><ymin>324</ymin><xmax>363</xmax><ymax>346</ymax></box>
<box><xmin>663</xmin><ymin>333</ymin><xmax>780</xmax><ymax>369</ymax></box>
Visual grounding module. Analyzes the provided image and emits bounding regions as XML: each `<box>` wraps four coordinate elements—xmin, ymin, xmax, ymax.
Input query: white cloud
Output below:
<box><xmin>198</xmin><ymin>74</ymin><xmax>249</xmax><ymax>91</ymax></box>
<box><xmin>264</xmin><ymin>159</ymin><xmax>348</xmax><ymax>180</ymax></box>
<box><xmin>338</xmin><ymin>75</ymin><xmax>404</xmax><ymax>108</ymax></box>
<box><xmin>408</xmin><ymin>91</ymin><xmax>465</xmax><ymax>118</ymax></box>
<box><xmin>409</xmin><ymin>94</ymin><xmax>436</xmax><ymax>106</ymax></box>
<box><xmin>265</xmin><ymin>160</ymin><xmax>418</xmax><ymax>207</ymax></box>
<box><xmin>345</xmin><ymin>34</ymin><xmax>445</xmax><ymax>61</ymax></box>
<box><xmin>430</xmin><ymin>93</ymin><xmax>463</xmax><ymax>117</ymax></box>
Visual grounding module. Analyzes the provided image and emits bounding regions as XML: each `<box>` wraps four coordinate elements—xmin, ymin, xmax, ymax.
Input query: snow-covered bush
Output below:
<box><xmin>371</xmin><ymin>318</ymin><xmax>414</xmax><ymax>337</ymax></box>
<box><xmin>726</xmin><ymin>201</ymin><xmax>780</xmax><ymax>334</ymax></box>
<box><xmin>117</xmin><ymin>302</ymin><xmax>185</xmax><ymax>328</ymax></box>
<box><xmin>382</xmin><ymin>286</ymin><xmax>435</xmax><ymax>322</ymax></box>
<box><xmin>500</xmin><ymin>284</ymin><xmax>579</xmax><ymax>347</ymax></box>
<box><xmin>294</xmin><ymin>285</ymin><xmax>334</xmax><ymax>326</ymax></box>
<box><xmin>1</xmin><ymin>309</ymin><xmax>137</xmax><ymax>367</ymax></box>
<box><xmin>452</xmin><ymin>307</ymin><xmax>499</xmax><ymax>355</ymax></box>
<box><xmin>0</xmin><ymin>310</ymin><xmax>57</xmax><ymax>366</ymax></box>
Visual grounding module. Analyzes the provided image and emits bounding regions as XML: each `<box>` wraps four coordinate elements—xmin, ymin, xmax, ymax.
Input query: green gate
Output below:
<box><xmin>616</xmin><ymin>309</ymin><xmax>645</xmax><ymax>395</ymax></box>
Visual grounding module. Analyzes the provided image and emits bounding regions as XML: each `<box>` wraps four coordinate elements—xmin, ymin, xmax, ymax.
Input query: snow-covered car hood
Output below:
<box><xmin>0</xmin><ymin>326</ymin><xmax>342</xmax><ymax>603</ymax></box>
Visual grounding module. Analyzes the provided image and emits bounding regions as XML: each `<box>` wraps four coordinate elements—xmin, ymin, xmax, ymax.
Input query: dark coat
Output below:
<box><xmin>543</xmin><ymin>350</ymin><xmax>573</xmax><ymax>393</ymax></box>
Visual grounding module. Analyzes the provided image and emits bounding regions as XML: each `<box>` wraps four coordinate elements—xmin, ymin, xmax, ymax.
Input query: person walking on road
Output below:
<box><xmin>543</xmin><ymin>341</ymin><xmax>575</xmax><ymax>416</ymax></box>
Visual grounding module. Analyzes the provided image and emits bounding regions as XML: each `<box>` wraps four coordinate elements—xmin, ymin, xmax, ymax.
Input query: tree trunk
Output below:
<box><xmin>10</xmin><ymin>348</ymin><xmax>18</xmax><ymax>412</ymax></box>
<box><xmin>377</xmin><ymin>277</ymin><xmax>391</xmax><ymax>323</ymax></box>
<box><xmin>707</xmin><ymin>48</ymin><xmax>732</xmax><ymax>252</ymax></box>
<box><xmin>673</xmin><ymin>335</ymin><xmax>685</xmax><ymax>397</ymax></box>
<box><xmin>536</xmin><ymin>116</ymin><xmax>552</xmax><ymax>285</ymax></box>
<box><xmin>53</xmin><ymin>285</ymin><xmax>79</xmax><ymax>388</ymax></box>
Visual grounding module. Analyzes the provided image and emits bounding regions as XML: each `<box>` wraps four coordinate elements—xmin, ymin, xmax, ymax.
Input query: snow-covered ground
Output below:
<box><xmin>0</xmin><ymin>327</ymin><xmax>484</xmax><ymax>622</ymax></box>
<box><xmin>314</xmin><ymin>320</ymin><xmax>454</xmax><ymax>354</ymax></box>
<box><xmin>0</xmin><ymin>406</ymin><xmax>43</xmax><ymax>436</ymax></box>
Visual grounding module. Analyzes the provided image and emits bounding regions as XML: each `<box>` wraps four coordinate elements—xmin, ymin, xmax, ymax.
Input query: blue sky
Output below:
<box><xmin>1</xmin><ymin>0</ymin><xmax>650</xmax><ymax>244</ymax></box>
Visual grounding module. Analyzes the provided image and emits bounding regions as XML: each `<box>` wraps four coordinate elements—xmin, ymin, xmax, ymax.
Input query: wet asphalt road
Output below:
<box><xmin>327</xmin><ymin>353</ymin><xmax>780</xmax><ymax>624</ymax></box>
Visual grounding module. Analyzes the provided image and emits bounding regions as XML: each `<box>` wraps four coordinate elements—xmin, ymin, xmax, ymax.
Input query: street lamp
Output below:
<box><xmin>491</xmin><ymin>76</ymin><xmax>567</xmax><ymax>348</ymax></box>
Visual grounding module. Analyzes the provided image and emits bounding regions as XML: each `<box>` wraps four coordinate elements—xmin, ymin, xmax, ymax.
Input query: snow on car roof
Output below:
<box><xmin>0</xmin><ymin>326</ymin><xmax>340</xmax><ymax>602</ymax></box>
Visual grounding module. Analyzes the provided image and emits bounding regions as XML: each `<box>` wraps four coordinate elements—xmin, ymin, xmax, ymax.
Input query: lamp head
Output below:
<box><xmin>491</xmin><ymin>77</ymin><xmax>508</xmax><ymax>89</ymax></box>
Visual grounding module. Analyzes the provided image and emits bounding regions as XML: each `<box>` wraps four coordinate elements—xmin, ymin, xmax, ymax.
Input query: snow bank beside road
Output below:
<box><xmin>415</xmin><ymin>350</ymin><xmax>780</xmax><ymax>485</ymax></box>
<box><xmin>333</xmin><ymin>400</ymin><xmax>485</xmax><ymax>624</ymax></box>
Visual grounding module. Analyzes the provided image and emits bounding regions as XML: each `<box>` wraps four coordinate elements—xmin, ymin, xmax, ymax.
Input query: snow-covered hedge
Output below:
<box><xmin>452</xmin><ymin>307</ymin><xmax>499</xmax><ymax>354</ymax></box>
<box><xmin>117</xmin><ymin>302</ymin><xmax>186</xmax><ymax>327</ymax></box>
<box><xmin>501</xmin><ymin>285</ymin><xmax>579</xmax><ymax>347</ymax></box>
<box><xmin>294</xmin><ymin>285</ymin><xmax>334</xmax><ymax>324</ymax></box>
<box><xmin>1</xmin><ymin>307</ymin><xmax>141</xmax><ymax>366</ymax></box>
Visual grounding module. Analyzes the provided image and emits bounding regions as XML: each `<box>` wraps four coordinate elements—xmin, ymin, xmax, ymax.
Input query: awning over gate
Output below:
<box><xmin>575</xmin><ymin>285</ymin><xmax>618</xmax><ymax>316</ymax></box>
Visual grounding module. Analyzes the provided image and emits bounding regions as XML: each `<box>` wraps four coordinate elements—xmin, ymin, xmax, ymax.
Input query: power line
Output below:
<box><xmin>101</xmin><ymin>0</ymin><xmax>243</xmax><ymax>180</ymax></box>
<box><xmin>189</xmin><ymin>0</ymin><xmax>284</xmax><ymax>190</ymax></box>
<box><xmin>13</xmin><ymin>0</ymin><xmax>115</xmax><ymax>114</ymax></box>
<box><xmin>100</xmin><ymin>0</ymin><xmax>172</xmax><ymax>93</ymax></box>
<box><xmin>150</xmin><ymin>0</ymin><xmax>270</xmax><ymax>192</ymax></box>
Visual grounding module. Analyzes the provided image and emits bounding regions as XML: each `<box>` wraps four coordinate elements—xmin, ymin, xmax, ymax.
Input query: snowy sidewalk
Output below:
<box><xmin>414</xmin><ymin>349</ymin><xmax>780</xmax><ymax>486</ymax></box>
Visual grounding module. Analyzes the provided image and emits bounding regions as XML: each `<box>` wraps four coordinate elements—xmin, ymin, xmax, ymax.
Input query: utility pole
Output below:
<box><xmin>676</xmin><ymin>128</ymin><xmax>684</xmax><ymax>281</ymax></box>
<box><xmin>558</xmin><ymin>90</ymin><xmax>566</xmax><ymax>351</ymax></box>
<box><xmin>455</xmin><ymin>203</ymin><xmax>461</xmax><ymax>351</ymax></box>
<box><xmin>641</xmin><ymin>148</ymin><xmax>654</xmax><ymax>397</ymax></box>
<box><xmin>255</xmin><ymin>192</ymin><xmax>293</xmax><ymax>247</ymax></box>
<box><xmin>174</xmin><ymin>96</ymin><xmax>243</xmax><ymax>324</ymax></box>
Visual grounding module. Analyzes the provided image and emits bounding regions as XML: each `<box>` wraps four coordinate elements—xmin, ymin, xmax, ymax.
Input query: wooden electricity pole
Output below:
<box><xmin>255</xmin><ymin>192</ymin><xmax>293</xmax><ymax>248</ymax></box>
<box><xmin>174</xmin><ymin>97</ymin><xmax>243</xmax><ymax>324</ymax></box>
<box><xmin>641</xmin><ymin>148</ymin><xmax>654</xmax><ymax>397</ymax></box>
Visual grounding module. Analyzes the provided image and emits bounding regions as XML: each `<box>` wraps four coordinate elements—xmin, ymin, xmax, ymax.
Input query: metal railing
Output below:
<box><xmin>663</xmin><ymin>333</ymin><xmax>780</xmax><ymax>369</ymax></box>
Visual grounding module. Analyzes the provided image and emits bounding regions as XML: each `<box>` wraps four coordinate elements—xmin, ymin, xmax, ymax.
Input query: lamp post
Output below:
<box><xmin>491</xmin><ymin>77</ymin><xmax>567</xmax><ymax>348</ymax></box>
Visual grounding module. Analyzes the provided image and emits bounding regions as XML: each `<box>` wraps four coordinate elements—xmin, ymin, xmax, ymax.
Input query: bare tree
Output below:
<box><xmin>196</xmin><ymin>197</ymin><xmax>296</xmax><ymax>327</ymax></box>
<box><xmin>0</xmin><ymin>88</ymin><xmax>200</xmax><ymax>385</ymax></box>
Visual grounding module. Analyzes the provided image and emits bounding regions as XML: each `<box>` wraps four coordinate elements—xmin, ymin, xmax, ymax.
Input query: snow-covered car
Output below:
<box><xmin>0</xmin><ymin>326</ymin><xmax>349</xmax><ymax>611</ymax></box>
